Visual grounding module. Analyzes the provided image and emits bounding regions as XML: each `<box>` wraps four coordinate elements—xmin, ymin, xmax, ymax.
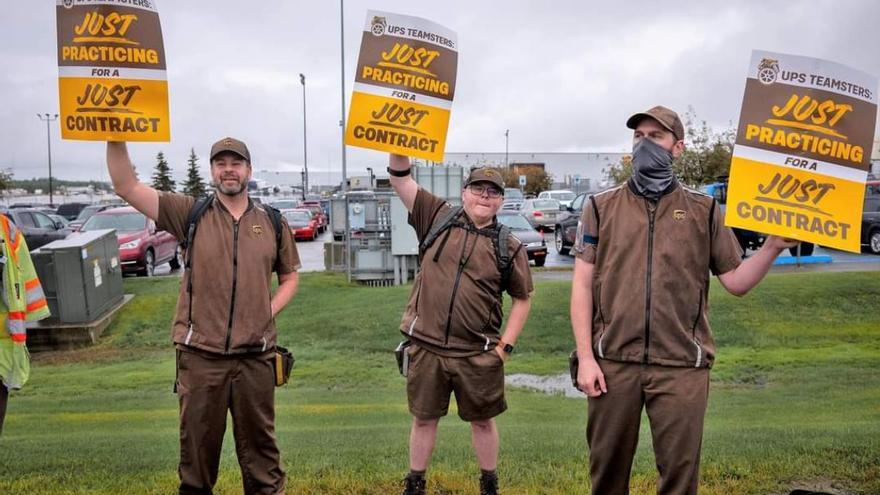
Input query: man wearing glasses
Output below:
<box><xmin>388</xmin><ymin>154</ymin><xmax>533</xmax><ymax>495</ymax></box>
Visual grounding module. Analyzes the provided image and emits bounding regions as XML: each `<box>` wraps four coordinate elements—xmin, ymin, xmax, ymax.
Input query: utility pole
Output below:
<box><xmin>340</xmin><ymin>0</ymin><xmax>351</xmax><ymax>282</ymax></box>
<box><xmin>504</xmin><ymin>129</ymin><xmax>509</xmax><ymax>169</ymax></box>
<box><xmin>299</xmin><ymin>73</ymin><xmax>309</xmax><ymax>199</ymax></box>
<box><xmin>37</xmin><ymin>113</ymin><xmax>59</xmax><ymax>205</ymax></box>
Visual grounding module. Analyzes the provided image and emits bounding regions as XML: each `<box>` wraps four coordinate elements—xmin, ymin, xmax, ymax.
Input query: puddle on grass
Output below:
<box><xmin>506</xmin><ymin>373</ymin><xmax>585</xmax><ymax>399</ymax></box>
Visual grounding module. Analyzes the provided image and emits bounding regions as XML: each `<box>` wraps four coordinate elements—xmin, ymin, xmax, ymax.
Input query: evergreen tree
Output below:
<box><xmin>151</xmin><ymin>151</ymin><xmax>176</xmax><ymax>192</ymax></box>
<box><xmin>182</xmin><ymin>148</ymin><xmax>207</xmax><ymax>197</ymax></box>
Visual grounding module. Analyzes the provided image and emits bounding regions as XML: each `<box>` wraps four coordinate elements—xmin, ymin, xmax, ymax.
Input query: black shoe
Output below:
<box><xmin>479</xmin><ymin>474</ymin><xmax>499</xmax><ymax>495</ymax></box>
<box><xmin>402</xmin><ymin>474</ymin><xmax>426</xmax><ymax>495</ymax></box>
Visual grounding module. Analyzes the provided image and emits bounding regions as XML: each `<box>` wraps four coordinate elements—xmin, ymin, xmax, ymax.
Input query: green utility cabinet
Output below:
<box><xmin>31</xmin><ymin>229</ymin><xmax>124</xmax><ymax>323</ymax></box>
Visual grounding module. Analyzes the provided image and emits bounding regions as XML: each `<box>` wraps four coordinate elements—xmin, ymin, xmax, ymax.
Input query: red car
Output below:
<box><xmin>75</xmin><ymin>207</ymin><xmax>181</xmax><ymax>276</ymax></box>
<box><xmin>300</xmin><ymin>201</ymin><xmax>327</xmax><ymax>233</ymax></box>
<box><xmin>282</xmin><ymin>209</ymin><xmax>319</xmax><ymax>241</ymax></box>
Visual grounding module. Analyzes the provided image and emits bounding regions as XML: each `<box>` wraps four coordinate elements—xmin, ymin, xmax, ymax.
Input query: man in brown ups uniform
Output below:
<box><xmin>107</xmin><ymin>138</ymin><xmax>301</xmax><ymax>495</ymax></box>
<box><xmin>570</xmin><ymin>106</ymin><xmax>798</xmax><ymax>495</ymax></box>
<box><xmin>388</xmin><ymin>154</ymin><xmax>533</xmax><ymax>495</ymax></box>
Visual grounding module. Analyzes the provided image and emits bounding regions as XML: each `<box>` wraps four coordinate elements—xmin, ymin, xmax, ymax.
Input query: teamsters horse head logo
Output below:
<box><xmin>370</xmin><ymin>16</ymin><xmax>387</xmax><ymax>36</ymax></box>
<box><xmin>62</xmin><ymin>0</ymin><xmax>74</xmax><ymax>8</ymax></box>
<box><xmin>757</xmin><ymin>58</ymin><xmax>780</xmax><ymax>85</ymax></box>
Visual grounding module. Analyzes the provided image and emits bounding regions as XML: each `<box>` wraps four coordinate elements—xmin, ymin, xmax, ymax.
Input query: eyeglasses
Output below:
<box><xmin>468</xmin><ymin>184</ymin><xmax>503</xmax><ymax>198</ymax></box>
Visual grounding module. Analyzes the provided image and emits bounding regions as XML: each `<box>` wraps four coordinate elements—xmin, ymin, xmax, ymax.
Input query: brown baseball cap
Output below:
<box><xmin>626</xmin><ymin>106</ymin><xmax>685</xmax><ymax>141</ymax></box>
<box><xmin>464</xmin><ymin>167</ymin><xmax>505</xmax><ymax>193</ymax></box>
<box><xmin>210</xmin><ymin>136</ymin><xmax>251</xmax><ymax>162</ymax></box>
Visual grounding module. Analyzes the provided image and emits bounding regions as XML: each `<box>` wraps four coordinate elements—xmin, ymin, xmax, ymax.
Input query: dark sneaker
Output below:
<box><xmin>479</xmin><ymin>474</ymin><xmax>499</xmax><ymax>495</ymax></box>
<box><xmin>402</xmin><ymin>474</ymin><xmax>426</xmax><ymax>495</ymax></box>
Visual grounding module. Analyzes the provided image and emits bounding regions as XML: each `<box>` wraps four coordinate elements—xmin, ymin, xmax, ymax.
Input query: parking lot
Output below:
<box><xmin>149</xmin><ymin>228</ymin><xmax>878</xmax><ymax>279</ymax></box>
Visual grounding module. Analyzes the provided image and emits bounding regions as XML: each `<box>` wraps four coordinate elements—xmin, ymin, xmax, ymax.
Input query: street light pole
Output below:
<box><xmin>37</xmin><ymin>113</ymin><xmax>58</xmax><ymax>205</ymax></box>
<box><xmin>504</xmin><ymin>129</ymin><xmax>509</xmax><ymax>169</ymax></box>
<box><xmin>340</xmin><ymin>0</ymin><xmax>351</xmax><ymax>282</ymax></box>
<box><xmin>299</xmin><ymin>73</ymin><xmax>308</xmax><ymax>199</ymax></box>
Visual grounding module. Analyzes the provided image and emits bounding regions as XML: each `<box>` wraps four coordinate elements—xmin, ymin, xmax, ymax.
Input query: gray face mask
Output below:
<box><xmin>630</xmin><ymin>138</ymin><xmax>674</xmax><ymax>200</ymax></box>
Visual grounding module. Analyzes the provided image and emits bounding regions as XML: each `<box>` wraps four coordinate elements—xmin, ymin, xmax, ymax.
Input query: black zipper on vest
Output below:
<box><xmin>644</xmin><ymin>199</ymin><xmax>657</xmax><ymax>363</ymax></box>
<box><xmin>443</xmin><ymin>229</ymin><xmax>473</xmax><ymax>345</ymax></box>
<box><xmin>224</xmin><ymin>221</ymin><xmax>240</xmax><ymax>353</ymax></box>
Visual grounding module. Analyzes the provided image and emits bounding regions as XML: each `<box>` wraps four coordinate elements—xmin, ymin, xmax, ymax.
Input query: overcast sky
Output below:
<box><xmin>2</xmin><ymin>0</ymin><xmax>879</xmax><ymax>185</ymax></box>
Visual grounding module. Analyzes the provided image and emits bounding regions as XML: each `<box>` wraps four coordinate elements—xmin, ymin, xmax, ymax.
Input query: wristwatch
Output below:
<box><xmin>387</xmin><ymin>166</ymin><xmax>412</xmax><ymax>177</ymax></box>
<box><xmin>498</xmin><ymin>340</ymin><xmax>515</xmax><ymax>354</ymax></box>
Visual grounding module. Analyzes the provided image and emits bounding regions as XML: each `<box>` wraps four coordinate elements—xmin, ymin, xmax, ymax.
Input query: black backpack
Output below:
<box><xmin>419</xmin><ymin>206</ymin><xmax>518</xmax><ymax>292</ymax></box>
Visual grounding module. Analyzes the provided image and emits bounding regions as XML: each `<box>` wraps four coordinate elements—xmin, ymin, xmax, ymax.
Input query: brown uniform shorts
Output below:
<box><xmin>406</xmin><ymin>344</ymin><xmax>507</xmax><ymax>421</ymax></box>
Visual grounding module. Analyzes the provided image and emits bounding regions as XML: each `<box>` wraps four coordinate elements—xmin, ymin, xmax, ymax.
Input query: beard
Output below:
<box><xmin>214</xmin><ymin>175</ymin><xmax>248</xmax><ymax>196</ymax></box>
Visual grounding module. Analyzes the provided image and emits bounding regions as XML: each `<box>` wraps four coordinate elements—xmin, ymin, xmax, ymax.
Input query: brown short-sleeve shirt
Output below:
<box><xmin>158</xmin><ymin>192</ymin><xmax>301</xmax><ymax>355</ymax></box>
<box><xmin>400</xmin><ymin>189</ymin><xmax>533</xmax><ymax>356</ymax></box>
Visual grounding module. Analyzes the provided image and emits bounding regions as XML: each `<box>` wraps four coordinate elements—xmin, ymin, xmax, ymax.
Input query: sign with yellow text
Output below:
<box><xmin>727</xmin><ymin>50</ymin><xmax>878</xmax><ymax>252</ymax></box>
<box><xmin>345</xmin><ymin>11</ymin><xmax>457</xmax><ymax>162</ymax></box>
<box><xmin>56</xmin><ymin>0</ymin><xmax>170</xmax><ymax>141</ymax></box>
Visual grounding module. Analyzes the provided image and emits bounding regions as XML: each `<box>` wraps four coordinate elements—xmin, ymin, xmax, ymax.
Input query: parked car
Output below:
<box><xmin>520</xmin><ymin>199</ymin><xmax>561</xmax><ymax>231</ymax></box>
<box><xmin>75</xmin><ymin>207</ymin><xmax>180</xmax><ymax>276</ymax></box>
<box><xmin>537</xmin><ymin>189</ymin><xmax>576</xmax><ymax>207</ymax></box>
<box><xmin>496</xmin><ymin>212</ymin><xmax>547</xmax><ymax>267</ymax></box>
<box><xmin>5</xmin><ymin>208</ymin><xmax>72</xmax><ymax>250</ymax></box>
<box><xmin>300</xmin><ymin>202</ymin><xmax>327</xmax><ymax>233</ymax></box>
<box><xmin>554</xmin><ymin>192</ymin><xmax>590</xmax><ymax>255</ymax></box>
<box><xmin>281</xmin><ymin>209</ymin><xmax>319</xmax><ymax>241</ymax></box>
<box><xmin>56</xmin><ymin>202</ymin><xmax>90</xmax><ymax>220</ymax></box>
<box><xmin>48</xmin><ymin>214</ymin><xmax>71</xmax><ymax>229</ymax></box>
<box><xmin>270</xmin><ymin>199</ymin><xmax>299</xmax><ymax>211</ymax></box>
<box><xmin>68</xmin><ymin>204</ymin><xmax>124</xmax><ymax>231</ymax></box>
<box><xmin>862</xmin><ymin>179</ymin><xmax>880</xmax><ymax>254</ymax></box>
<box><xmin>502</xmin><ymin>188</ymin><xmax>525</xmax><ymax>211</ymax></box>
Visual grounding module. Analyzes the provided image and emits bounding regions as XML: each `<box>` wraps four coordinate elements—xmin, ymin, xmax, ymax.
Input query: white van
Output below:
<box><xmin>537</xmin><ymin>190</ymin><xmax>576</xmax><ymax>207</ymax></box>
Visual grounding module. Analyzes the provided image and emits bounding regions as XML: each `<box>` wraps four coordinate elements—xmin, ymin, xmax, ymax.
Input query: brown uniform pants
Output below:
<box><xmin>176</xmin><ymin>349</ymin><xmax>285</xmax><ymax>495</ymax></box>
<box><xmin>0</xmin><ymin>381</ymin><xmax>8</xmax><ymax>436</ymax></box>
<box><xmin>587</xmin><ymin>360</ymin><xmax>709</xmax><ymax>495</ymax></box>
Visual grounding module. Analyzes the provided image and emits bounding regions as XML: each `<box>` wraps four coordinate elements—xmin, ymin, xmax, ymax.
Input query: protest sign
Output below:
<box><xmin>726</xmin><ymin>50</ymin><xmax>877</xmax><ymax>252</ymax></box>
<box><xmin>345</xmin><ymin>11</ymin><xmax>457</xmax><ymax>161</ymax></box>
<box><xmin>56</xmin><ymin>0</ymin><xmax>170</xmax><ymax>141</ymax></box>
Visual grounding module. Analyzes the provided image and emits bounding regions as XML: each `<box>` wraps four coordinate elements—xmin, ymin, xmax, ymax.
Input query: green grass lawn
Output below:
<box><xmin>0</xmin><ymin>271</ymin><xmax>878</xmax><ymax>494</ymax></box>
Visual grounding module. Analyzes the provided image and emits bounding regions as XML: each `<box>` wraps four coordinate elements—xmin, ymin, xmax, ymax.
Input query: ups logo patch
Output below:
<box><xmin>673</xmin><ymin>210</ymin><xmax>687</xmax><ymax>221</ymax></box>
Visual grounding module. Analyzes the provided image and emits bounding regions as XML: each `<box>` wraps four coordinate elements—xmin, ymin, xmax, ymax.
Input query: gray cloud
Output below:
<box><xmin>2</xmin><ymin>0</ymin><xmax>878</xmax><ymax>184</ymax></box>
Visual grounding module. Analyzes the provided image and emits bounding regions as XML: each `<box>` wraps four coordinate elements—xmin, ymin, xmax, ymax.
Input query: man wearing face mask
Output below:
<box><xmin>569</xmin><ymin>106</ymin><xmax>798</xmax><ymax>495</ymax></box>
<box><xmin>106</xmin><ymin>139</ymin><xmax>301</xmax><ymax>495</ymax></box>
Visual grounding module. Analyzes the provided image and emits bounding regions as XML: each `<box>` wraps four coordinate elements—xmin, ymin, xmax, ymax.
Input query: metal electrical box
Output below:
<box><xmin>31</xmin><ymin>229</ymin><xmax>124</xmax><ymax>323</ymax></box>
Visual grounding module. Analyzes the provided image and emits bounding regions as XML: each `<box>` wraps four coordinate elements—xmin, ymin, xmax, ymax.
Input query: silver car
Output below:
<box><xmin>521</xmin><ymin>199</ymin><xmax>561</xmax><ymax>231</ymax></box>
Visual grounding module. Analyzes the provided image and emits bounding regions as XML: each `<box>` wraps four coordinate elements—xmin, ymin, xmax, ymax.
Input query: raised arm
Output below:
<box><xmin>717</xmin><ymin>235</ymin><xmax>799</xmax><ymax>296</ymax></box>
<box><xmin>107</xmin><ymin>141</ymin><xmax>159</xmax><ymax>220</ymax></box>
<box><xmin>388</xmin><ymin>153</ymin><xmax>419</xmax><ymax>212</ymax></box>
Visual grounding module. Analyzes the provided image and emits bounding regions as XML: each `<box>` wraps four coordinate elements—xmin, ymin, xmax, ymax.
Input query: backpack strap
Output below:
<box><xmin>259</xmin><ymin>203</ymin><xmax>284</xmax><ymax>249</ymax></box>
<box><xmin>494</xmin><ymin>224</ymin><xmax>517</xmax><ymax>293</ymax></box>
<box><xmin>420</xmin><ymin>205</ymin><xmax>463</xmax><ymax>260</ymax></box>
<box><xmin>183</xmin><ymin>195</ymin><xmax>214</xmax><ymax>252</ymax></box>
<box><xmin>183</xmin><ymin>194</ymin><xmax>214</xmax><ymax>334</ymax></box>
